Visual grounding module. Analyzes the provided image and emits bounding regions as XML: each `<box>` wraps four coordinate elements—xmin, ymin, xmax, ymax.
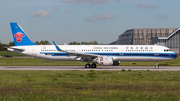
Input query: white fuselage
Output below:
<box><xmin>8</xmin><ymin>45</ymin><xmax>177</xmax><ymax>62</ymax></box>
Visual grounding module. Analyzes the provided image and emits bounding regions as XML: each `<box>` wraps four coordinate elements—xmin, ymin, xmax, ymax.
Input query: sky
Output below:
<box><xmin>0</xmin><ymin>0</ymin><xmax>180</xmax><ymax>44</ymax></box>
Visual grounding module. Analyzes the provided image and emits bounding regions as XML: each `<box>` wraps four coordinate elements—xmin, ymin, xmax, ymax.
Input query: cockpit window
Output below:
<box><xmin>164</xmin><ymin>49</ymin><xmax>171</xmax><ymax>52</ymax></box>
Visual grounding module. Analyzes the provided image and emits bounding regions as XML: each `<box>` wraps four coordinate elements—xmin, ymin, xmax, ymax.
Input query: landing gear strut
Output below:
<box><xmin>155</xmin><ymin>62</ymin><xmax>159</xmax><ymax>69</ymax></box>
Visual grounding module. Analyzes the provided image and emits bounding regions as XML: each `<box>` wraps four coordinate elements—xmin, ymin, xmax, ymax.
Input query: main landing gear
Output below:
<box><xmin>85</xmin><ymin>63</ymin><xmax>97</xmax><ymax>68</ymax></box>
<box><xmin>155</xmin><ymin>62</ymin><xmax>159</xmax><ymax>69</ymax></box>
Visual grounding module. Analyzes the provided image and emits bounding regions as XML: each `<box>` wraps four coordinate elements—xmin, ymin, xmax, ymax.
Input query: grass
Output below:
<box><xmin>0</xmin><ymin>57</ymin><xmax>180</xmax><ymax>66</ymax></box>
<box><xmin>121</xmin><ymin>57</ymin><xmax>180</xmax><ymax>66</ymax></box>
<box><xmin>0</xmin><ymin>58</ymin><xmax>87</xmax><ymax>66</ymax></box>
<box><xmin>0</xmin><ymin>70</ymin><xmax>180</xmax><ymax>101</ymax></box>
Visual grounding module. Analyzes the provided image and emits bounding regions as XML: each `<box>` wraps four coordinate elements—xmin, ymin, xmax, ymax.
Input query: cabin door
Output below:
<box><xmin>154</xmin><ymin>46</ymin><xmax>159</xmax><ymax>56</ymax></box>
<box><xmin>32</xmin><ymin>47</ymin><xmax>37</xmax><ymax>56</ymax></box>
<box><xmin>119</xmin><ymin>48</ymin><xmax>124</xmax><ymax>56</ymax></box>
<box><xmin>78</xmin><ymin>48</ymin><xmax>81</xmax><ymax>52</ymax></box>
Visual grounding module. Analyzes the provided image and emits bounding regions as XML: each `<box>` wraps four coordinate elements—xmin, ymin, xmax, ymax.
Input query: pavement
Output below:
<box><xmin>0</xmin><ymin>66</ymin><xmax>180</xmax><ymax>71</ymax></box>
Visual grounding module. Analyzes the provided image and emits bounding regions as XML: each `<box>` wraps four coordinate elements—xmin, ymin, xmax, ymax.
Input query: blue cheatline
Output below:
<box><xmin>40</xmin><ymin>52</ymin><xmax>177</xmax><ymax>59</ymax></box>
<box><xmin>10</xmin><ymin>22</ymin><xmax>37</xmax><ymax>46</ymax></box>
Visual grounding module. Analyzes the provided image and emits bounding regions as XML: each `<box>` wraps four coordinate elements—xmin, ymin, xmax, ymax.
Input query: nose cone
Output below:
<box><xmin>172</xmin><ymin>52</ymin><xmax>177</xmax><ymax>59</ymax></box>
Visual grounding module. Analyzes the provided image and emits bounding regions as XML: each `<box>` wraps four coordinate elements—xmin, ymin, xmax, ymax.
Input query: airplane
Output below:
<box><xmin>7</xmin><ymin>22</ymin><xmax>177</xmax><ymax>69</ymax></box>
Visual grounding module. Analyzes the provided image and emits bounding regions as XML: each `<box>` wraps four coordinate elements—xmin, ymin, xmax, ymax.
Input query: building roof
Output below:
<box><xmin>158</xmin><ymin>27</ymin><xmax>180</xmax><ymax>39</ymax></box>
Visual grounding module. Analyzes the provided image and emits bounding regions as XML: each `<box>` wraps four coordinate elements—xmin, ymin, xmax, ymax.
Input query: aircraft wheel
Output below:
<box><xmin>91</xmin><ymin>63</ymin><xmax>97</xmax><ymax>68</ymax></box>
<box><xmin>155</xmin><ymin>66</ymin><xmax>159</xmax><ymax>69</ymax></box>
<box><xmin>155</xmin><ymin>62</ymin><xmax>159</xmax><ymax>69</ymax></box>
<box><xmin>85</xmin><ymin>64</ymin><xmax>90</xmax><ymax>68</ymax></box>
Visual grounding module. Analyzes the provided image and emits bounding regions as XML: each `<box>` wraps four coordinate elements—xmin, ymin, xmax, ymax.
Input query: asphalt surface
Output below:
<box><xmin>0</xmin><ymin>66</ymin><xmax>180</xmax><ymax>71</ymax></box>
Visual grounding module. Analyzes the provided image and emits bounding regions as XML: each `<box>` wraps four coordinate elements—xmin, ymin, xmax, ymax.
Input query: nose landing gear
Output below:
<box><xmin>155</xmin><ymin>62</ymin><xmax>159</xmax><ymax>69</ymax></box>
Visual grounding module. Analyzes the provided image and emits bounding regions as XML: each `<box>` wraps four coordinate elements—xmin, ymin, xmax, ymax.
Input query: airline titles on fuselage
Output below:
<box><xmin>93</xmin><ymin>47</ymin><xmax>118</xmax><ymax>49</ymax></box>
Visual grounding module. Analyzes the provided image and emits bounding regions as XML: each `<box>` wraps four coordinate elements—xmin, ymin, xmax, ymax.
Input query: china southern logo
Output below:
<box><xmin>14</xmin><ymin>32</ymin><xmax>25</xmax><ymax>42</ymax></box>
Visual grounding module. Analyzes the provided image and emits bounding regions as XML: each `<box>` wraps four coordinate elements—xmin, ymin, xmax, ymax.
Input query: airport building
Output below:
<box><xmin>114</xmin><ymin>28</ymin><xmax>180</xmax><ymax>53</ymax></box>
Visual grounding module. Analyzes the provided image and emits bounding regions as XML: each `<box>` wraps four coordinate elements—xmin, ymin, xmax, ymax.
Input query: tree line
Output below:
<box><xmin>68</xmin><ymin>41</ymin><xmax>98</xmax><ymax>45</ymax></box>
<box><xmin>0</xmin><ymin>40</ymin><xmax>51</xmax><ymax>51</ymax></box>
<box><xmin>0</xmin><ymin>40</ymin><xmax>98</xmax><ymax>51</ymax></box>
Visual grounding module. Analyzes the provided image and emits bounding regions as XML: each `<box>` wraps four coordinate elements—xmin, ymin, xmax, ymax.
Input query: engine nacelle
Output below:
<box><xmin>113</xmin><ymin>61</ymin><xmax>120</xmax><ymax>66</ymax></box>
<box><xmin>97</xmin><ymin>56</ymin><xmax>120</xmax><ymax>66</ymax></box>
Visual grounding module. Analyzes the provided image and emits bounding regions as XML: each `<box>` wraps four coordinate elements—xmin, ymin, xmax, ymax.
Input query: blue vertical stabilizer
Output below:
<box><xmin>10</xmin><ymin>22</ymin><xmax>37</xmax><ymax>46</ymax></box>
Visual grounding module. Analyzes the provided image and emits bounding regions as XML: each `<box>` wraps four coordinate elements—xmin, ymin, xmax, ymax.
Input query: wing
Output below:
<box><xmin>52</xmin><ymin>41</ymin><xmax>99</xmax><ymax>61</ymax></box>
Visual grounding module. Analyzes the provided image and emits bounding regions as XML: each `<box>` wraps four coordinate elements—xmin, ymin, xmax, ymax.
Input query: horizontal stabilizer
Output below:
<box><xmin>7</xmin><ymin>47</ymin><xmax>24</xmax><ymax>51</ymax></box>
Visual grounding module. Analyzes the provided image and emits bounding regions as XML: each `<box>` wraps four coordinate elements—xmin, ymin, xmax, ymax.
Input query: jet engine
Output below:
<box><xmin>97</xmin><ymin>56</ymin><xmax>120</xmax><ymax>66</ymax></box>
<box><xmin>112</xmin><ymin>61</ymin><xmax>120</xmax><ymax>66</ymax></box>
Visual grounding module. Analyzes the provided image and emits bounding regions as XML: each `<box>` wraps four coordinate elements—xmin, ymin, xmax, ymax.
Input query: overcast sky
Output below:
<box><xmin>1</xmin><ymin>0</ymin><xmax>180</xmax><ymax>44</ymax></box>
